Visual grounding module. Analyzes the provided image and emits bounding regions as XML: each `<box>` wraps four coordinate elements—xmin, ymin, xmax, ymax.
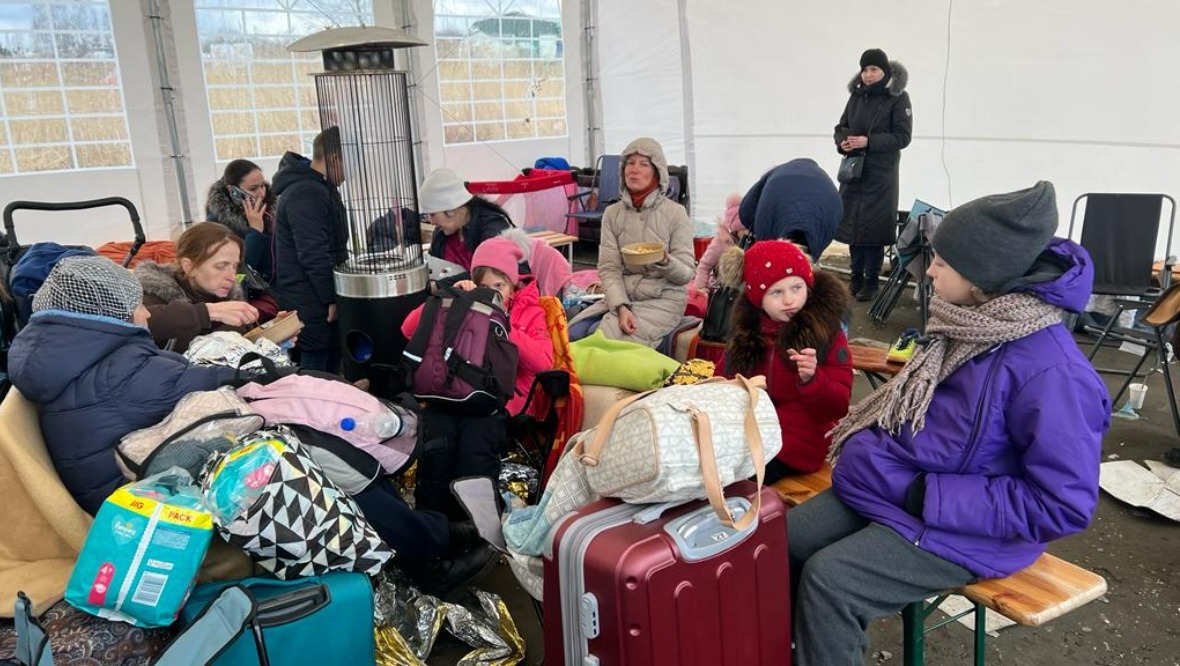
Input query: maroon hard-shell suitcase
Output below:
<box><xmin>542</xmin><ymin>480</ymin><xmax>790</xmax><ymax>666</ymax></box>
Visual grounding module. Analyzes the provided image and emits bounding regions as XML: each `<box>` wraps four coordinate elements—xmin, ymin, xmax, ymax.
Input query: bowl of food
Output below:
<box><xmin>621</xmin><ymin>242</ymin><xmax>666</xmax><ymax>266</ymax></box>
<box><xmin>244</xmin><ymin>311</ymin><xmax>303</xmax><ymax>347</ymax></box>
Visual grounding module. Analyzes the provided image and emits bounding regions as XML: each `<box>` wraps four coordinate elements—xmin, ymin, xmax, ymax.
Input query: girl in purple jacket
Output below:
<box><xmin>787</xmin><ymin>181</ymin><xmax>1110</xmax><ymax>666</ymax></box>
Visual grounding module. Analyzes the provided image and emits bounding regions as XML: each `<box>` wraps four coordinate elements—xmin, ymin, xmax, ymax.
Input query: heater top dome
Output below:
<box><xmin>288</xmin><ymin>26</ymin><xmax>427</xmax><ymax>52</ymax></box>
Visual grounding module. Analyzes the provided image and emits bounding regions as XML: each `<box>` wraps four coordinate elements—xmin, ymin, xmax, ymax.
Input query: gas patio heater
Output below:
<box><xmin>289</xmin><ymin>26</ymin><xmax>428</xmax><ymax>392</ymax></box>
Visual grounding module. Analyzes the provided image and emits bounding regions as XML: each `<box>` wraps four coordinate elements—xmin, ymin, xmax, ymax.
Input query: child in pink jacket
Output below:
<box><xmin>693</xmin><ymin>193</ymin><xmax>748</xmax><ymax>289</ymax></box>
<box><xmin>401</xmin><ymin>237</ymin><xmax>555</xmax><ymax>519</ymax></box>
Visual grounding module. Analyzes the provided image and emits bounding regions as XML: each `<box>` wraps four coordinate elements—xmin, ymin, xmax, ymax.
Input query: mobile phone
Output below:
<box><xmin>229</xmin><ymin>185</ymin><xmax>250</xmax><ymax>204</ymax></box>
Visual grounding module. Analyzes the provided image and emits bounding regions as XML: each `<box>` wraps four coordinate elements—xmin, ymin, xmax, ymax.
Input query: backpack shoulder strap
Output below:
<box><xmin>441</xmin><ymin>289</ymin><xmax>484</xmax><ymax>349</ymax></box>
<box><xmin>402</xmin><ymin>294</ymin><xmax>445</xmax><ymax>366</ymax></box>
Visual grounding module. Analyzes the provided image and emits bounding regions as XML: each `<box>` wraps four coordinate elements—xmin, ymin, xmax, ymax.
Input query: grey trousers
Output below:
<box><xmin>788</xmin><ymin>490</ymin><xmax>975</xmax><ymax>666</ymax></box>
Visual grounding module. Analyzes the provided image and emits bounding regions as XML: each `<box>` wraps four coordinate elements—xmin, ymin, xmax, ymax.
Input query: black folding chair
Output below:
<box><xmin>567</xmin><ymin>154</ymin><xmax>621</xmax><ymax>242</ymax></box>
<box><xmin>1068</xmin><ymin>193</ymin><xmax>1180</xmax><ymax>435</ymax></box>
<box><xmin>869</xmin><ymin>201</ymin><xmax>946</xmax><ymax>330</ymax></box>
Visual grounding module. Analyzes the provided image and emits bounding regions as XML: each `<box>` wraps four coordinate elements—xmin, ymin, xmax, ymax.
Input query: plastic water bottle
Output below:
<box><xmin>340</xmin><ymin>412</ymin><xmax>403</xmax><ymax>439</ymax></box>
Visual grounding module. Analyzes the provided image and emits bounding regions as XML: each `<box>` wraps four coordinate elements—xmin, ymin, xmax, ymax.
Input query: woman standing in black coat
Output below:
<box><xmin>834</xmin><ymin>48</ymin><xmax>912</xmax><ymax>302</ymax></box>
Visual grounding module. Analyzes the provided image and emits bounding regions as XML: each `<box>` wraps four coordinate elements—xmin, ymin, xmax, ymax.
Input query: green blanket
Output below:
<box><xmin>570</xmin><ymin>331</ymin><xmax>680</xmax><ymax>391</ymax></box>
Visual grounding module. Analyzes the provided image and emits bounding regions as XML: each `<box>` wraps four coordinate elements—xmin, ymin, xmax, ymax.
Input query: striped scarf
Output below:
<box><xmin>828</xmin><ymin>292</ymin><xmax>1064</xmax><ymax>460</ymax></box>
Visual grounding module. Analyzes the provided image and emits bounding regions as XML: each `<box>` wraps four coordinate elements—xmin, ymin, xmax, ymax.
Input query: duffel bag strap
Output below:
<box><xmin>152</xmin><ymin>585</ymin><xmax>266</xmax><ymax>666</ymax></box>
<box><xmin>689</xmin><ymin>373</ymin><xmax>767</xmax><ymax>530</ymax></box>
<box><xmin>573</xmin><ymin>388</ymin><xmax>658</xmax><ymax>466</ymax></box>
<box><xmin>13</xmin><ymin>592</ymin><xmax>53</xmax><ymax>666</ymax></box>
<box><xmin>574</xmin><ymin>374</ymin><xmax>767</xmax><ymax>468</ymax></box>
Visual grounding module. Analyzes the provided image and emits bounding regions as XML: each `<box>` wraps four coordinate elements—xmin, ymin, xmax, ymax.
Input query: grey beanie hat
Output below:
<box><xmin>931</xmin><ymin>181</ymin><xmax>1059</xmax><ymax>294</ymax></box>
<box><xmin>33</xmin><ymin>255</ymin><xmax>143</xmax><ymax>321</ymax></box>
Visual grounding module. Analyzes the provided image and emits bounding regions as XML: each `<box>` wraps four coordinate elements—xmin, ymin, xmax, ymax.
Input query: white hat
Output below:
<box><xmin>418</xmin><ymin>168</ymin><xmax>472</xmax><ymax>214</ymax></box>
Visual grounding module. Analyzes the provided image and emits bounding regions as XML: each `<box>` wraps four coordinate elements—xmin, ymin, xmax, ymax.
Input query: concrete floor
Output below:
<box><xmin>430</xmin><ymin>248</ymin><xmax>1180</xmax><ymax>665</ymax></box>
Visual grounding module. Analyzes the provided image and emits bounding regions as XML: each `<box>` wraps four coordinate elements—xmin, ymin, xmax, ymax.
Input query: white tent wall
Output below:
<box><xmin>597</xmin><ymin>0</ymin><xmax>1180</xmax><ymax>258</ymax></box>
<box><xmin>595</xmin><ymin>0</ymin><xmax>689</xmax><ymax>168</ymax></box>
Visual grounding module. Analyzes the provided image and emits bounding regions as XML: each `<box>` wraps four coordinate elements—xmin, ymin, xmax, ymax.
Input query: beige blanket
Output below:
<box><xmin>0</xmin><ymin>389</ymin><xmax>251</xmax><ymax>617</ymax></box>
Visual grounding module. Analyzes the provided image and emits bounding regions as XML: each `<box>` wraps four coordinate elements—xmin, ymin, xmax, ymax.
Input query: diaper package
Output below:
<box><xmin>65</xmin><ymin>469</ymin><xmax>213</xmax><ymax>628</ymax></box>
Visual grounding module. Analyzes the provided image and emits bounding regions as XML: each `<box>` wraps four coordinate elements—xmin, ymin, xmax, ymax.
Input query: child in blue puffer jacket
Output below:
<box><xmin>7</xmin><ymin>256</ymin><xmax>235</xmax><ymax>514</ymax></box>
<box><xmin>787</xmin><ymin>182</ymin><xmax>1111</xmax><ymax>666</ymax></box>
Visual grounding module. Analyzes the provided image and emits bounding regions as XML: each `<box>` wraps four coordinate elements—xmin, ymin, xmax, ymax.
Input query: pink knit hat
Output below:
<box><xmin>471</xmin><ymin>237</ymin><xmax>524</xmax><ymax>284</ymax></box>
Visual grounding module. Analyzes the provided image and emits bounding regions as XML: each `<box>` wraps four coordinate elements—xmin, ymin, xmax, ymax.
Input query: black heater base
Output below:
<box><xmin>336</xmin><ymin>290</ymin><xmax>426</xmax><ymax>398</ymax></box>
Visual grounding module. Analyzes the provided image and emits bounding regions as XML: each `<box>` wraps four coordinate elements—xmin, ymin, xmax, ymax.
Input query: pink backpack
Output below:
<box><xmin>235</xmin><ymin>374</ymin><xmax>416</xmax><ymax>476</ymax></box>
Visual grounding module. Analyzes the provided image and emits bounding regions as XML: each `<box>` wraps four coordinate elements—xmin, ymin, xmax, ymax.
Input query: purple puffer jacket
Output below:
<box><xmin>833</xmin><ymin>238</ymin><xmax>1111</xmax><ymax>579</ymax></box>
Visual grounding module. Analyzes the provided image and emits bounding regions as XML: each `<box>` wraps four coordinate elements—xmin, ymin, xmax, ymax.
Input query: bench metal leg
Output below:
<box><xmin>902</xmin><ymin>602</ymin><xmax>924</xmax><ymax>666</ymax></box>
<box><xmin>864</xmin><ymin>370</ymin><xmax>886</xmax><ymax>390</ymax></box>
<box><xmin>973</xmin><ymin>601</ymin><xmax>986</xmax><ymax>666</ymax></box>
<box><xmin>902</xmin><ymin>595</ymin><xmax>985</xmax><ymax>666</ymax></box>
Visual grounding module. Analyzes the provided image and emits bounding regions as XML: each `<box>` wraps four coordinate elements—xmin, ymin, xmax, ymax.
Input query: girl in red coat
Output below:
<box><xmin>714</xmin><ymin>240</ymin><xmax>853</xmax><ymax>480</ymax></box>
<box><xmin>401</xmin><ymin>237</ymin><xmax>555</xmax><ymax>518</ymax></box>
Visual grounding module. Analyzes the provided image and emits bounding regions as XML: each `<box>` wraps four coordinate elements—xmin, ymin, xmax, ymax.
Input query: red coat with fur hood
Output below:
<box><xmin>713</xmin><ymin>249</ymin><xmax>853</xmax><ymax>472</ymax></box>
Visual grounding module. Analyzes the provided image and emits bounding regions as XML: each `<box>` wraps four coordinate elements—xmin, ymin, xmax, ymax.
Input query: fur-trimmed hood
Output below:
<box><xmin>847</xmin><ymin>60</ymin><xmax>908</xmax><ymax>97</ymax></box>
<box><xmin>717</xmin><ymin>245</ymin><xmax>748</xmax><ymax>290</ymax></box>
<box><xmin>204</xmin><ymin>178</ymin><xmax>275</xmax><ymax>238</ymax></box>
<box><xmin>725</xmin><ymin>267</ymin><xmax>851</xmax><ymax>376</ymax></box>
<box><xmin>205</xmin><ymin>179</ymin><xmax>249</xmax><ymax>237</ymax></box>
<box><xmin>134</xmin><ymin>260</ymin><xmax>245</xmax><ymax>304</ymax></box>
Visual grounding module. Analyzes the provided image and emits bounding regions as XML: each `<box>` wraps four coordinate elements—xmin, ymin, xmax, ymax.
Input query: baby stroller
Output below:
<box><xmin>868</xmin><ymin>200</ymin><xmax>946</xmax><ymax>329</ymax></box>
<box><xmin>0</xmin><ymin>197</ymin><xmax>146</xmax><ymax>371</ymax></box>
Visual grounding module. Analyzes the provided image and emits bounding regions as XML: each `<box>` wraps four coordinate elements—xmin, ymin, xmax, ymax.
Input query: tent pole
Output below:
<box><xmin>582</xmin><ymin>0</ymin><xmax>599</xmax><ymax>164</ymax></box>
<box><xmin>147</xmin><ymin>0</ymin><xmax>194</xmax><ymax>225</ymax></box>
<box><xmin>400</xmin><ymin>0</ymin><xmax>426</xmax><ymax>182</ymax></box>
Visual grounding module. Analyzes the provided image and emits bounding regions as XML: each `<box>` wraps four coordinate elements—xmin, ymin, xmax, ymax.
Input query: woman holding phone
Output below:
<box><xmin>205</xmin><ymin>159</ymin><xmax>277</xmax><ymax>284</ymax></box>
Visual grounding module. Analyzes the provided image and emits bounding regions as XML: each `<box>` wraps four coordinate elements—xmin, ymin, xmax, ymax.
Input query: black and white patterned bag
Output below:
<box><xmin>199</xmin><ymin>427</ymin><xmax>393</xmax><ymax>579</ymax></box>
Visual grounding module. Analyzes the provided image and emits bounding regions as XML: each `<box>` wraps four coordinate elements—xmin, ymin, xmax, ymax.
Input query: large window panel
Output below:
<box><xmin>433</xmin><ymin>0</ymin><xmax>567</xmax><ymax>146</ymax></box>
<box><xmin>194</xmin><ymin>0</ymin><xmax>373</xmax><ymax>162</ymax></box>
<box><xmin>0</xmin><ymin>0</ymin><xmax>132</xmax><ymax>175</ymax></box>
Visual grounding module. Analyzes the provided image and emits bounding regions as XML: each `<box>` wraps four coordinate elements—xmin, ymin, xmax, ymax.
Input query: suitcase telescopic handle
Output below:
<box><xmin>254</xmin><ymin>584</ymin><xmax>331</xmax><ymax>628</ymax></box>
<box><xmin>3</xmin><ymin>197</ymin><xmax>146</xmax><ymax>267</ymax></box>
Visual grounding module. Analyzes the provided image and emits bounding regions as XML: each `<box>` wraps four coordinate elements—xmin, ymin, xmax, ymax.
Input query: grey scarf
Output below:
<box><xmin>828</xmin><ymin>292</ymin><xmax>1064</xmax><ymax>459</ymax></box>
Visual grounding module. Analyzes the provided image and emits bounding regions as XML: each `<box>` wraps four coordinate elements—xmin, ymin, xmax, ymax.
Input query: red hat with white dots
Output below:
<box><xmin>743</xmin><ymin>240</ymin><xmax>814</xmax><ymax>306</ymax></box>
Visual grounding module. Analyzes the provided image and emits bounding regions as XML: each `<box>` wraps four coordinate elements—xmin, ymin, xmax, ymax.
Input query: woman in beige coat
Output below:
<box><xmin>571</xmin><ymin>137</ymin><xmax>695</xmax><ymax>347</ymax></box>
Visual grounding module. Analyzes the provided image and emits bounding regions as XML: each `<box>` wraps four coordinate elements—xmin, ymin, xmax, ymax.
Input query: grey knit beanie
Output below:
<box><xmin>33</xmin><ymin>255</ymin><xmax>143</xmax><ymax>321</ymax></box>
<box><xmin>931</xmin><ymin>181</ymin><xmax>1059</xmax><ymax>294</ymax></box>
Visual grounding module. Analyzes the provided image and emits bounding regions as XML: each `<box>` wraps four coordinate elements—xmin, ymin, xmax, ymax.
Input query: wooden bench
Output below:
<box><xmin>528</xmin><ymin>229</ymin><xmax>579</xmax><ymax>265</ymax></box>
<box><xmin>771</xmin><ymin>468</ymin><xmax>1107</xmax><ymax>665</ymax></box>
<box><xmin>848</xmin><ymin>343</ymin><xmax>905</xmax><ymax>389</ymax></box>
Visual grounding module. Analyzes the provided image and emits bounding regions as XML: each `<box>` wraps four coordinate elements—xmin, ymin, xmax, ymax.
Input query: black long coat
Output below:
<box><xmin>834</xmin><ymin>61</ymin><xmax>912</xmax><ymax>246</ymax></box>
<box><xmin>271</xmin><ymin>151</ymin><xmax>349</xmax><ymax>352</ymax></box>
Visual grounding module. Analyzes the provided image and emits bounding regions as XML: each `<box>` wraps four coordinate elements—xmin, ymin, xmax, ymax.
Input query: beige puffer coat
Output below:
<box><xmin>571</xmin><ymin>137</ymin><xmax>695</xmax><ymax>348</ymax></box>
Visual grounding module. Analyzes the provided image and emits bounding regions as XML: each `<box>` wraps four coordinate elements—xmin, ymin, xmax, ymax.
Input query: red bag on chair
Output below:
<box><xmin>685</xmin><ymin>287</ymin><xmax>707</xmax><ymax>318</ymax></box>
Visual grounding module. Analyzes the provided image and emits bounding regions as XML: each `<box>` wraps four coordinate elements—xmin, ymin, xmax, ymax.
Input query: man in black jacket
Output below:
<box><xmin>272</xmin><ymin>127</ymin><xmax>349</xmax><ymax>372</ymax></box>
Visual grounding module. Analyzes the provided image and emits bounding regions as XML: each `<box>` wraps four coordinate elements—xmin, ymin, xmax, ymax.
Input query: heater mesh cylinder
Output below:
<box><xmin>315</xmin><ymin>69</ymin><xmax>422</xmax><ymax>274</ymax></box>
